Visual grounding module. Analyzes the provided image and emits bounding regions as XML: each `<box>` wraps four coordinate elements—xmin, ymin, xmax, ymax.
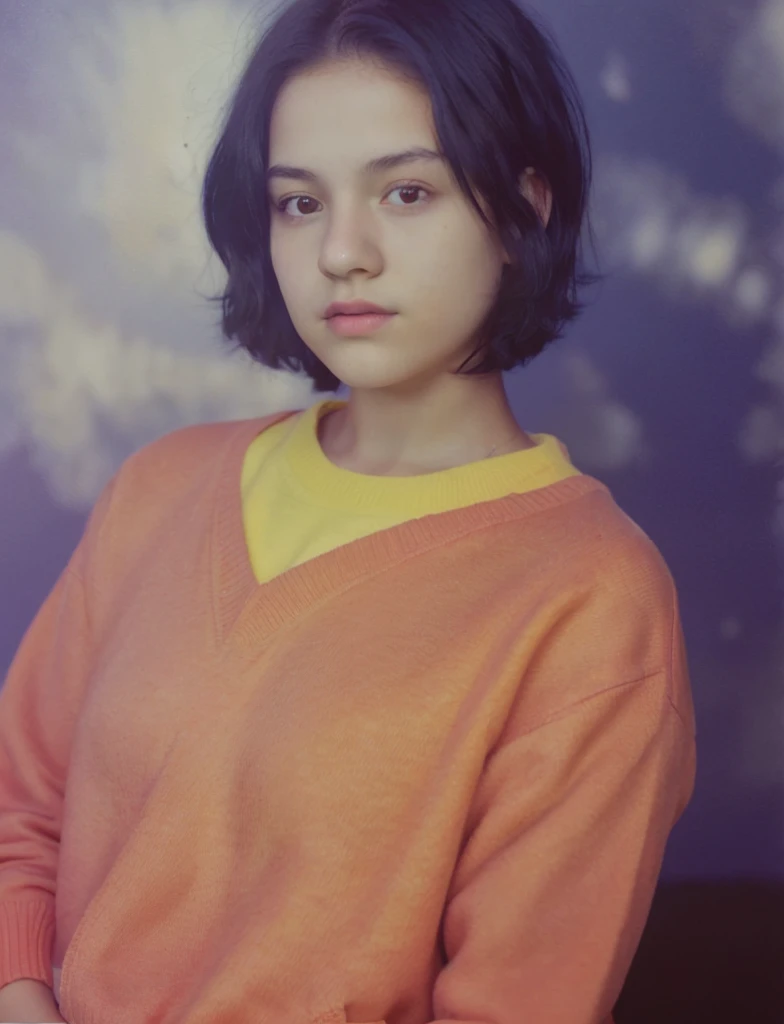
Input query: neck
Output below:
<box><xmin>319</xmin><ymin>376</ymin><xmax>536</xmax><ymax>476</ymax></box>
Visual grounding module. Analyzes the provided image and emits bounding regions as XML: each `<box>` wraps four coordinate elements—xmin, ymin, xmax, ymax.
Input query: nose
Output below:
<box><xmin>317</xmin><ymin>204</ymin><xmax>384</xmax><ymax>278</ymax></box>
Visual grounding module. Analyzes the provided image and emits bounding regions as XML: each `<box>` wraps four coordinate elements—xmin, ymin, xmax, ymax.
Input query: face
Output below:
<box><xmin>266</xmin><ymin>57</ymin><xmax>519</xmax><ymax>393</ymax></box>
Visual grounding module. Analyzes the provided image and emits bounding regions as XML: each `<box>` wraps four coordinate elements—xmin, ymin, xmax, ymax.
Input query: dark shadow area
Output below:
<box><xmin>614</xmin><ymin>879</ymin><xmax>784</xmax><ymax>1023</ymax></box>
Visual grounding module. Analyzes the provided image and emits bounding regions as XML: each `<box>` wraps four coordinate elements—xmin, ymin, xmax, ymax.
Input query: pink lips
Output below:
<box><xmin>324</xmin><ymin>300</ymin><xmax>395</xmax><ymax>319</ymax></box>
<box><xmin>326</xmin><ymin>312</ymin><xmax>396</xmax><ymax>337</ymax></box>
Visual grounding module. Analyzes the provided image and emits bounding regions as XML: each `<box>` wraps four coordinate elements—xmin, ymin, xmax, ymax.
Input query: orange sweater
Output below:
<box><xmin>0</xmin><ymin>407</ymin><xmax>696</xmax><ymax>1024</ymax></box>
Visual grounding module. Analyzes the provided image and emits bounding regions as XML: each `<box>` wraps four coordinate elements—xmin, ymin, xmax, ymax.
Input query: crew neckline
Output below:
<box><xmin>211</xmin><ymin>408</ymin><xmax>606</xmax><ymax>650</ymax></box>
<box><xmin>277</xmin><ymin>399</ymin><xmax>580</xmax><ymax>515</ymax></box>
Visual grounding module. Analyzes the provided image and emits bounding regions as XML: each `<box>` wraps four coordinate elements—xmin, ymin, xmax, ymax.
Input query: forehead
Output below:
<box><xmin>268</xmin><ymin>59</ymin><xmax>438</xmax><ymax>171</ymax></box>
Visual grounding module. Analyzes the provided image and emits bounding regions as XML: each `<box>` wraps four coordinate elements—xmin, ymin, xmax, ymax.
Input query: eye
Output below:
<box><xmin>273</xmin><ymin>182</ymin><xmax>432</xmax><ymax>219</ymax></box>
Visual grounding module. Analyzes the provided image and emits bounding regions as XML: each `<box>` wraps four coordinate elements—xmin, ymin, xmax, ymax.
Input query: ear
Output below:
<box><xmin>501</xmin><ymin>167</ymin><xmax>553</xmax><ymax>265</ymax></box>
<box><xmin>520</xmin><ymin>166</ymin><xmax>553</xmax><ymax>228</ymax></box>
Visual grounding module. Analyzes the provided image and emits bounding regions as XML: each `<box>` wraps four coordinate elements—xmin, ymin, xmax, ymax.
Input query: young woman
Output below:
<box><xmin>0</xmin><ymin>0</ymin><xmax>696</xmax><ymax>1022</ymax></box>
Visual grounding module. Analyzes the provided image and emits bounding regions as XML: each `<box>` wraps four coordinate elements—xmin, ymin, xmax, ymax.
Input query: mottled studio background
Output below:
<box><xmin>0</xmin><ymin>0</ymin><xmax>782</xmax><ymax>1018</ymax></box>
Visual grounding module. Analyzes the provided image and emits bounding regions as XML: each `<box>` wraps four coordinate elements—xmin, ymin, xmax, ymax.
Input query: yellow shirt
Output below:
<box><xmin>241</xmin><ymin>398</ymin><xmax>582</xmax><ymax>583</ymax></box>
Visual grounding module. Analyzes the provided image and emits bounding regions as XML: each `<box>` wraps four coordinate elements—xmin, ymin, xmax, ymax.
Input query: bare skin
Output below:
<box><xmin>0</xmin><ymin>978</ymin><xmax>66</xmax><ymax>1023</ymax></box>
<box><xmin>317</xmin><ymin>401</ymin><xmax>538</xmax><ymax>477</ymax></box>
<box><xmin>267</xmin><ymin>55</ymin><xmax>552</xmax><ymax>478</ymax></box>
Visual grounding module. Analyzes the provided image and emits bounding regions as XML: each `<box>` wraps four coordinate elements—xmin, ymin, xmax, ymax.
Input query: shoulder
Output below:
<box><xmin>545</xmin><ymin>481</ymin><xmax>677</xmax><ymax>603</ymax></box>
<box><xmin>122</xmin><ymin>416</ymin><xmax>264</xmax><ymax>476</ymax></box>
<box><xmin>74</xmin><ymin>411</ymin><xmax>296</xmax><ymax>575</ymax></box>
<box><xmin>514</xmin><ymin>483</ymin><xmax>683</xmax><ymax>706</ymax></box>
<box><xmin>114</xmin><ymin>410</ymin><xmax>295</xmax><ymax>502</ymax></box>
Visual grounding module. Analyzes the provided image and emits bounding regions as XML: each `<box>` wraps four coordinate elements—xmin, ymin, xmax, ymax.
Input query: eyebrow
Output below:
<box><xmin>266</xmin><ymin>146</ymin><xmax>445</xmax><ymax>185</ymax></box>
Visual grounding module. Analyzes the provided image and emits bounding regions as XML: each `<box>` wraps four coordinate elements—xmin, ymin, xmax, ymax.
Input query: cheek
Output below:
<box><xmin>269</xmin><ymin>239</ymin><xmax>309</xmax><ymax>305</ymax></box>
<box><xmin>410</xmin><ymin>243</ymin><xmax>503</xmax><ymax>325</ymax></box>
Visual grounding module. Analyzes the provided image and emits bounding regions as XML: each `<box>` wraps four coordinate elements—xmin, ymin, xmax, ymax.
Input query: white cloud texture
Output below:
<box><xmin>592</xmin><ymin>156</ymin><xmax>758</xmax><ymax>309</ymax></box>
<box><xmin>717</xmin><ymin>0</ymin><xmax>784</xmax><ymax>499</ymax></box>
<box><xmin>600</xmin><ymin>53</ymin><xmax>633</xmax><ymax>104</ymax></box>
<box><xmin>589</xmin><ymin>0</ymin><xmax>784</xmax><ymax>465</ymax></box>
<box><xmin>558</xmin><ymin>350</ymin><xmax>649</xmax><ymax>472</ymax></box>
<box><xmin>724</xmin><ymin>0</ymin><xmax>784</xmax><ymax>155</ymax></box>
<box><xmin>10</xmin><ymin>0</ymin><xmax>255</xmax><ymax>288</ymax></box>
<box><xmin>0</xmin><ymin>1</ymin><xmax>314</xmax><ymax>509</ymax></box>
<box><xmin>0</xmin><ymin>229</ymin><xmax>311</xmax><ymax>507</ymax></box>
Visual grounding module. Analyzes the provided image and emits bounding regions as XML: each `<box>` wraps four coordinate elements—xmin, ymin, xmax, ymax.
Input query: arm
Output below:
<box><xmin>427</xmin><ymin>667</ymin><xmax>696</xmax><ymax>1023</ymax></box>
<box><xmin>0</xmin><ymin>475</ymin><xmax>117</xmax><ymax>997</ymax></box>
<box><xmin>410</xmin><ymin>570</ymin><xmax>697</xmax><ymax>1024</ymax></box>
<box><xmin>0</xmin><ymin>979</ymin><xmax>66</xmax><ymax>1023</ymax></box>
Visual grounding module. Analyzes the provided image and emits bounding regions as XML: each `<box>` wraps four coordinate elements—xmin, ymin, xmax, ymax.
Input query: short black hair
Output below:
<box><xmin>202</xmin><ymin>0</ymin><xmax>601</xmax><ymax>393</ymax></box>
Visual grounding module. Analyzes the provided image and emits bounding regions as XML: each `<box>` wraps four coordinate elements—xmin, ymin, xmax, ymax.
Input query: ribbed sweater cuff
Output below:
<box><xmin>0</xmin><ymin>899</ymin><xmax>55</xmax><ymax>989</ymax></box>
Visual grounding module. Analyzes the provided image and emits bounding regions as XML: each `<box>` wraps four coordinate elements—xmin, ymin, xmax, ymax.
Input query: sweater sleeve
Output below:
<box><xmin>422</xmin><ymin>662</ymin><xmax>696</xmax><ymax>1024</ymax></box>
<box><xmin>0</xmin><ymin>475</ymin><xmax>117</xmax><ymax>990</ymax></box>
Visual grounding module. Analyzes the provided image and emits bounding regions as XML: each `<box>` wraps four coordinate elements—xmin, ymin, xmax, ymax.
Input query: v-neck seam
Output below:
<box><xmin>209</xmin><ymin>412</ymin><xmax>608</xmax><ymax>650</ymax></box>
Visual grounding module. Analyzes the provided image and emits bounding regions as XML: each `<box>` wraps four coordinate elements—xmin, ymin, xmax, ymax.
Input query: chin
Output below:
<box><xmin>328</xmin><ymin>364</ymin><xmax>440</xmax><ymax>394</ymax></box>
<box><xmin>313</xmin><ymin>348</ymin><xmax>428</xmax><ymax>391</ymax></box>
<box><xmin>325</xmin><ymin>371</ymin><xmax>411</xmax><ymax>393</ymax></box>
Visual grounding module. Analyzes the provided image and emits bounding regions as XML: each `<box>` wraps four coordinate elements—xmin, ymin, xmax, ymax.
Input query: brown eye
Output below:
<box><xmin>275</xmin><ymin>196</ymin><xmax>319</xmax><ymax>217</ymax></box>
<box><xmin>274</xmin><ymin>182</ymin><xmax>432</xmax><ymax>219</ymax></box>
<box><xmin>391</xmin><ymin>186</ymin><xmax>427</xmax><ymax>206</ymax></box>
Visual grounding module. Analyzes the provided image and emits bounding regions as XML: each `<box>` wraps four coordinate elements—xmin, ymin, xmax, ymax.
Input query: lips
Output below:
<box><xmin>324</xmin><ymin>301</ymin><xmax>395</xmax><ymax>318</ymax></box>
